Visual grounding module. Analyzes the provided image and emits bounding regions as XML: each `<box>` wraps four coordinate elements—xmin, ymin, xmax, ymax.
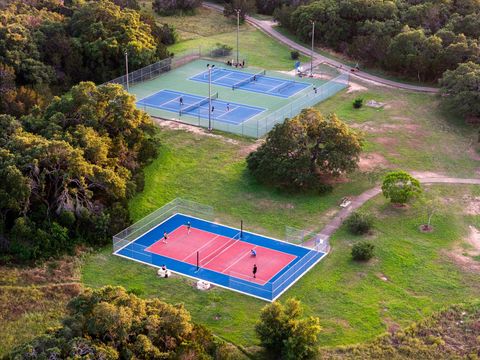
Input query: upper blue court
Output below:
<box><xmin>189</xmin><ymin>67</ymin><xmax>311</xmax><ymax>98</ymax></box>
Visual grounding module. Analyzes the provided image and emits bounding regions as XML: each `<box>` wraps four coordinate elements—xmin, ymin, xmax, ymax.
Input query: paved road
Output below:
<box><xmin>203</xmin><ymin>2</ymin><xmax>439</xmax><ymax>93</ymax></box>
<box><xmin>307</xmin><ymin>174</ymin><xmax>480</xmax><ymax>249</ymax></box>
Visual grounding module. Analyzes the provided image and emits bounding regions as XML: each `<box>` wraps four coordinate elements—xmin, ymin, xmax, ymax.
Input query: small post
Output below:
<box><xmin>310</xmin><ymin>20</ymin><xmax>315</xmax><ymax>77</ymax></box>
<box><xmin>236</xmin><ymin>9</ymin><xmax>241</xmax><ymax>64</ymax></box>
<box><xmin>196</xmin><ymin>251</ymin><xmax>199</xmax><ymax>271</ymax></box>
<box><xmin>240</xmin><ymin>220</ymin><xmax>243</xmax><ymax>238</ymax></box>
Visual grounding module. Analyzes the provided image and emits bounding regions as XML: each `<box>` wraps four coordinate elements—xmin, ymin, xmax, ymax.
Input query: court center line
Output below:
<box><xmin>200</xmin><ymin>237</ymin><xmax>242</xmax><ymax>268</ymax></box>
<box><xmin>212</xmin><ymin>72</ymin><xmax>237</xmax><ymax>83</ymax></box>
<box><xmin>142</xmin><ymin>95</ymin><xmax>182</xmax><ymax>109</ymax></box>
<box><xmin>267</xmin><ymin>81</ymin><xmax>291</xmax><ymax>93</ymax></box>
<box><xmin>215</xmin><ymin>105</ymin><xmax>239</xmax><ymax>119</ymax></box>
<box><xmin>222</xmin><ymin>245</ymin><xmax>258</xmax><ymax>274</ymax></box>
<box><xmin>181</xmin><ymin>233</ymin><xmax>222</xmax><ymax>262</ymax></box>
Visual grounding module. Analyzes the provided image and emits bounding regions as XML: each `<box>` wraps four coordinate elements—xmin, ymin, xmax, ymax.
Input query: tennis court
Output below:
<box><xmin>114</xmin><ymin>213</ymin><xmax>327</xmax><ymax>301</ymax></box>
<box><xmin>189</xmin><ymin>67</ymin><xmax>311</xmax><ymax>98</ymax></box>
<box><xmin>137</xmin><ymin>89</ymin><xmax>265</xmax><ymax>125</ymax></box>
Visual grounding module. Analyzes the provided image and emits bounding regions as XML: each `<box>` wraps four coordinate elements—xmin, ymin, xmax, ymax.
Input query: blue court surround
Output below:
<box><xmin>189</xmin><ymin>67</ymin><xmax>311</xmax><ymax>98</ymax></box>
<box><xmin>137</xmin><ymin>89</ymin><xmax>265</xmax><ymax>125</ymax></box>
<box><xmin>114</xmin><ymin>213</ymin><xmax>327</xmax><ymax>302</ymax></box>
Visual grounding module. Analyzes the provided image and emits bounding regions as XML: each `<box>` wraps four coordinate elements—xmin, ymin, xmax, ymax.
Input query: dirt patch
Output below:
<box><xmin>462</xmin><ymin>196</ymin><xmax>480</xmax><ymax>215</ymax></box>
<box><xmin>154</xmin><ymin>118</ymin><xmax>239</xmax><ymax>145</ymax></box>
<box><xmin>465</xmin><ymin>226</ymin><xmax>480</xmax><ymax>255</ymax></box>
<box><xmin>468</xmin><ymin>147</ymin><xmax>480</xmax><ymax>161</ymax></box>
<box><xmin>351</xmin><ymin>121</ymin><xmax>424</xmax><ymax>136</ymax></box>
<box><xmin>346</xmin><ymin>81</ymin><xmax>367</xmax><ymax>93</ymax></box>
<box><xmin>446</xmin><ymin>226</ymin><xmax>480</xmax><ymax>273</ymax></box>
<box><xmin>358</xmin><ymin>152</ymin><xmax>390</xmax><ymax>171</ymax></box>
<box><xmin>446</xmin><ymin>250</ymin><xmax>480</xmax><ymax>273</ymax></box>
<box><xmin>373</xmin><ymin>136</ymin><xmax>398</xmax><ymax>147</ymax></box>
<box><xmin>237</xmin><ymin>140</ymin><xmax>263</xmax><ymax>157</ymax></box>
<box><xmin>383</xmin><ymin>317</ymin><xmax>401</xmax><ymax>334</ymax></box>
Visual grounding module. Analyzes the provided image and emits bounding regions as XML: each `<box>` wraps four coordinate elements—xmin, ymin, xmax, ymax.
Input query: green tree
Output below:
<box><xmin>439</xmin><ymin>61</ymin><xmax>480</xmax><ymax>119</ymax></box>
<box><xmin>69</xmin><ymin>0</ymin><xmax>165</xmax><ymax>83</ymax></box>
<box><xmin>255</xmin><ymin>298</ymin><xmax>321</xmax><ymax>360</ymax></box>
<box><xmin>381</xmin><ymin>171</ymin><xmax>422</xmax><ymax>205</ymax></box>
<box><xmin>224</xmin><ymin>0</ymin><xmax>257</xmax><ymax>21</ymax></box>
<box><xmin>10</xmin><ymin>286</ymin><xmax>220</xmax><ymax>359</ymax></box>
<box><xmin>247</xmin><ymin>108</ymin><xmax>362</xmax><ymax>191</ymax></box>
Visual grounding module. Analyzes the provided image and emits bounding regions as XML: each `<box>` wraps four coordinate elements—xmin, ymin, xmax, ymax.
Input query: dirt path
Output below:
<box><xmin>305</xmin><ymin>174</ymin><xmax>480</xmax><ymax>248</ymax></box>
<box><xmin>203</xmin><ymin>2</ymin><xmax>439</xmax><ymax>93</ymax></box>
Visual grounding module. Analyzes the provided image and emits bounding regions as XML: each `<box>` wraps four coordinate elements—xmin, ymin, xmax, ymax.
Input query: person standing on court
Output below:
<box><xmin>179</xmin><ymin>97</ymin><xmax>183</xmax><ymax>106</ymax></box>
<box><xmin>163</xmin><ymin>231</ymin><xmax>168</xmax><ymax>244</ymax></box>
<box><xmin>186</xmin><ymin>221</ymin><xmax>191</xmax><ymax>234</ymax></box>
<box><xmin>253</xmin><ymin>264</ymin><xmax>257</xmax><ymax>278</ymax></box>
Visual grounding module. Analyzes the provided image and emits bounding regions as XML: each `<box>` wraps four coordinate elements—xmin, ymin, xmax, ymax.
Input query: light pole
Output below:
<box><xmin>235</xmin><ymin>9</ymin><xmax>241</xmax><ymax>64</ymax></box>
<box><xmin>207</xmin><ymin>64</ymin><xmax>215</xmax><ymax>131</ymax></box>
<box><xmin>310</xmin><ymin>20</ymin><xmax>315</xmax><ymax>77</ymax></box>
<box><xmin>125</xmin><ymin>50</ymin><xmax>129</xmax><ymax>91</ymax></box>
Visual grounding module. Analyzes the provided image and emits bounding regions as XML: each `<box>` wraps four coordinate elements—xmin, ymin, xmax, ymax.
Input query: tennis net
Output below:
<box><xmin>199</xmin><ymin>232</ymin><xmax>242</xmax><ymax>267</ymax></box>
<box><xmin>179</xmin><ymin>92</ymin><xmax>218</xmax><ymax>116</ymax></box>
<box><xmin>232</xmin><ymin>70</ymin><xmax>266</xmax><ymax>90</ymax></box>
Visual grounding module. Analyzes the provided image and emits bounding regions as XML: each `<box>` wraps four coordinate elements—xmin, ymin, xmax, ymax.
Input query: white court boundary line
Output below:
<box><xmin>113</xmin><ymin>212</ymin><xmax>327</xmax><ymax>301</ymax></box>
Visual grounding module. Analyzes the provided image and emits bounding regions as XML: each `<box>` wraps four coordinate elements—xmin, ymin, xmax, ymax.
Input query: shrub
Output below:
<box><xmin>152</xmin><ymin>0</ymin><xmax>202</xmax><ymax>16</ymax></box>
<box><xmin>353</xmin><ymin>97</ymin><xmax>363</xmax><ymax>108</ymax></box>
<box><xmin>210</xmin><ymin>43</ymin><xmax>233</xmax><ymax>57</ymax></box>
<box><xmin>291</xmin><ymin>50</ymin><xmax>300</xmax><ymax>60</ymax></box>
<box><xmin>351</xmin><ymin>241</ymin><xmax>375</xmax><ymax>261</ymax></box>
<box><xmin>345</xmin><ymin>212</ymin><xmax>373</xmax><ymax>235</ymax></box>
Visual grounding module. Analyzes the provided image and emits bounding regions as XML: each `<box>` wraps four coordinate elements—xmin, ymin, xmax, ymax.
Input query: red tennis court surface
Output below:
<box><xmin>145</xmin><ymin>225</ymin><xmax>296</xmax><ymax>285</ymax></box>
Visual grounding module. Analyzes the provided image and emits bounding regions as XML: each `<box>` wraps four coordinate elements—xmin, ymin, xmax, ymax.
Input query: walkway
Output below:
<box><xmin>306</xmin><ymin>174</ymin><xmax>480</xmax><ymax>248</ymax></box>
<box><xmin>203</xmin><ymin>2</ymin><xmax>439</xmax><ymax>93</ymax></box>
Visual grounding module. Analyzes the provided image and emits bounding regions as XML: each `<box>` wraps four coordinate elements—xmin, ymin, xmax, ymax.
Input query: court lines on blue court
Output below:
<box><xmin>136</xmin><ymin>89</ymin><xmax>266</xmax><ymax>125</ymax></box>
<box><xmin>189</xmin><ymin>68</ymin><xmax>311</xmax><ymax>98</ymax></box>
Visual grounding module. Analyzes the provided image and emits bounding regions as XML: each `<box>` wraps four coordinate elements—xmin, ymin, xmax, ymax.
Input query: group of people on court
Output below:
<box><xmin>178</xmin><ymin>97</ymin><xmax>230</xmax><ymax>114</ymax></box>
<box><xmin>226</xmin><ymin>59</ymin><xmax>246</xmax><ymax>68</ymax></box>
<box><xmin>162</xmin><ymin>221</ymin><xmax>259</xmax><ymax>279</ymax></box>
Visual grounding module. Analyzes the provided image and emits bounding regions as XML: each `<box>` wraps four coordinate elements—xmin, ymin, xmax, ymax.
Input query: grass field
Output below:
<box><xmin>6</xmin><ymin>2</ymin><xmax>480</xmax><ymax>357</ymax></box>
<box><xmin>82</xmin><ymin>81</ymin><xmax>480</xmax><ymax>346</ymax></box>
<box><xmin>139</xmin><ymin>3</ymin><xmax>309</xmax><ymax>70</ymax></box>
<box><xmin>80</xmin><ymin>27</ymin><xmax>480</xmax><ymax>347</ymax></box>
<box><xmin>0</xmin><ymin>258</ymin><xmax>82</xmax><ymax>357</ymax></box>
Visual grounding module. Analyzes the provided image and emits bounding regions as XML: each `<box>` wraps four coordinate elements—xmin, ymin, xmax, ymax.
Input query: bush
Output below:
<box><xmin>210</xmin><ymin>43</ymin><xmax>233</xmax><ymax>58</ymax></box>
<box><xmin>351</xmin><ymin>241</ymin><xmax>375</xmax><ymax>261</ymax></box>
<box><xmin>291</xmin><ymin>50</ymin><xmax>300</xmax><ymax>60</ymax></box>
<box><xmin>345</xmin><ymin>212</ymin><xmax>373</xmax><ymax>235</ymax></box>
<box><xmin>353</xmin><ymin>97</ymin><xmax>363</xmax><ymax>108</ymax></box>
<box><xmin>152</xmin><ymin>0</ymin><xmax>202</xmax><ymax>16</ymax></box>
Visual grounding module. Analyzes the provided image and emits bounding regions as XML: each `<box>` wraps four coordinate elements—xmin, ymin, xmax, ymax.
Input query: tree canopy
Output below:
<box><xmin>8</xmin><ymin>286</ymin><xmax>236</xmax><ymax>359</ymax></box>
<box><xmin>381</xmin><ymin>171</ymin><xmax>422</xmax><ymax>205</ymax></box>
<box><xmin>255</xmin><ymin>298</ymin><xmax>321</xmax><ymax>360</ymax></box>
<box><xmin>439</xmin><ymin>61</ymin><xmax>480</xmax><ymax>119</ymax></box>
<box><xmin>247</xmin><ymin>108</ymin><xmax>362</xmax><ymax>191</ymax></box>
<box><xmin>273</xmin><ymin>0</ymin><xmax>480</xmax><ymax>82</ymax></box>
<box><xmin>0</xmin><ymin>82</ymin><xmax>159</xmax><ymax>262</ymax></box>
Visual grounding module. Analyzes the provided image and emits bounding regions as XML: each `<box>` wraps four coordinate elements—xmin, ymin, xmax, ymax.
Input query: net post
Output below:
<box><xmin>240</xmin><ymin>220</ymin><xmax>243</xmax><ymax>238</ymax></box>
<box><xmin>196</xmin><ymin>251</ymin><xmax>199</xmax><ymax>271</ymax></box>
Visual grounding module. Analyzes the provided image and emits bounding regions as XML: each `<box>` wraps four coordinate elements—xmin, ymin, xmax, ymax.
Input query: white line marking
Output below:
<box><xmin>181</xmin><ymin>233</ymin><xmax>222</xmax><ymax>262</ymax></box>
